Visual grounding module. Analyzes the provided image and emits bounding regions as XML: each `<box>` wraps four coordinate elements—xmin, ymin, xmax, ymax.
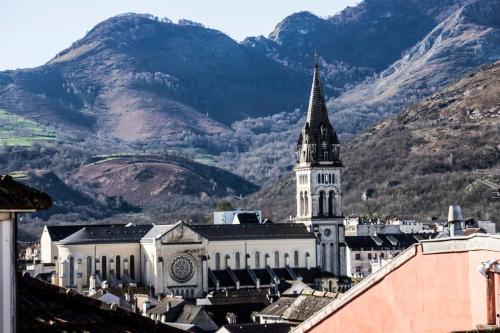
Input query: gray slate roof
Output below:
<box><xmin>59</xmin><ymin>224</ymin><xmax>153</xmax><ymax>244</ymax></box>
<box><xmin>188</xmin><ymin>223</ymin><xmax>315</xmax><ymax>240</ymax></box>
<box><xmin>46</xmin><ymin>224</ymin><xmax>125</xmax><ymax>241</ymax></box>
<box><xmin>344</xmin><ymin>233</ymin><xmax>436</xmax><ymax>251</ymax></box>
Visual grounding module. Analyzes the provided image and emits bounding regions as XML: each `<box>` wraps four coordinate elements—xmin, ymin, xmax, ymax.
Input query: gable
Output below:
<box><xmin>160</xmin><ymin>223</ymin><xmax>205</xmax><ymax>244</ymax></box>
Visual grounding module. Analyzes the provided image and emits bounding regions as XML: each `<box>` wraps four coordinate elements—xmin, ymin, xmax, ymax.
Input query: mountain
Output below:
<box><xmin>244</xmin><ymin>0</ymin><xmax>474</xmax><ymax>92</ymax></box>
<box><xmin>217</xmin><ymin>0</ymin><xmax>500</xmax><ymax>185</ymax></box>
<box><xmin>242</xmin><ymin>61</ymin><xmax>500</xmax><ymax>222</ymax></box>
<box><xmin>71</xmin><ymin>155</ymin><xmax>259</xmax><ymax>207</ymax></box>
<box><xmin>0</xmin><ymin>14</ymin><xmax>308</xmax><ymax>143</ymax></box>
<box><xmin>331</xmin><ymin>0</ymin><xmax>500</xmax><ymax>134</ymax></box>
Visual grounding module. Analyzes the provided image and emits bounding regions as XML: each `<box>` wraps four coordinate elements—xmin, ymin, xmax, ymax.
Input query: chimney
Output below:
<box><xmin>102</xmin><ymin>280</ymin><xmax>108</xmax><ymax>290</ymax></box>
<box><xmin>89</xmin><ymin>274</ymin><xmax>96</xmax><ymax>295</ymax></box>
<box><xmin>448</xmin><ymin>204</ymin><xmax>464</xmax><ymax>237</ymax></box>
<box><xmin>76</xmin><ymin>273</ymin><xmax>83</xmax><ymax>294</ymax></box>
<box><xmin>142</xmin><ymin>301</ymin><xmax>151</xmax><ymax>315</ymax></box>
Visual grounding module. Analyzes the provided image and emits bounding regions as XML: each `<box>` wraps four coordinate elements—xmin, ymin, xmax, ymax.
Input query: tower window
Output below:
<box><xmin>318</xmin><ymin>174</ymin><xmax>321</xmax><ymax>184</ymax></box>
<box><xmin>69</xmin><ymin>257</ymin><xmax>75</xmax><ymax>286</ymax></box>
<box><xmin>328</xmin><ymin>174</ymin><xmax>332</xmax><ymax>184</ymax></box>
<box><xmin>294</xmin><ymin>250</ymin><xmax>299</xmax><ymax>267</ymax></box>
<box><xmin>328</xmin><ymin>191</ymin><xmax>334</xmax><ymax>216</ymax></box>
<box><xmin>319</xmin><ymin>191</ymin><xmax>325</xmax><ymax>216</ymax></box>
<box><xmin>304</xmin><ymin>192</ymin><xmax>309</xmax><ymax>215</ymax></box>
<box><xmin>321</xmin><ymin>174</ymin><xmax>325</xmax><ymax>183</ymax></box>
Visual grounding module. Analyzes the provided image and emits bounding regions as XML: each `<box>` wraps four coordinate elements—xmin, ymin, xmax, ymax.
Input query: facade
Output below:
<box><xmin>291</xmin><ymin>234</ymin><xmax>500</xmax><ymax>333</ymax></box>
<box><xmin>344</xmin><ymin>233</ymin><xmax>435</xmax><ymax>278</ymax></box>
<box><xmin>44</xmin><ymin>222</ymin><xmax>319</xmax><ymax>298</ymax></box>
<box><xmin>295</xmin><ymin>63</ymin><xmax>346</xmax><ymax>276</ymax></box>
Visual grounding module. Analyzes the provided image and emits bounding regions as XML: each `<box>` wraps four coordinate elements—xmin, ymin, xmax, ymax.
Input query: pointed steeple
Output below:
<box><xmin>297</xmin><ymin>59</ymin><xmax>340</xmax><ymax>165</ymax></box>
<box><xmin>306</xmin><ymin>63</ymin><xmax>331</xmax><ymax>130</ymax></box>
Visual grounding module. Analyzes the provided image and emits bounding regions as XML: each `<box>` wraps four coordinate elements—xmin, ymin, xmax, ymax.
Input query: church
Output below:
<box><xmin>40</xmin><ymin>62</ymin><xmax>349</xmax><ymax>297</ymax></box>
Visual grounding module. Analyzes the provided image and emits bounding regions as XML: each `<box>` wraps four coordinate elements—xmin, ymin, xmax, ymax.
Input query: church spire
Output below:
<box><xmin>297</xmin><ymin>58</ymin><xmax>340</xmax><ymax>165</ymax></box>
<box><xmin>305</xmin><ymin>60</ymin><xmax>331</xmax><ymax>128</ymax></box>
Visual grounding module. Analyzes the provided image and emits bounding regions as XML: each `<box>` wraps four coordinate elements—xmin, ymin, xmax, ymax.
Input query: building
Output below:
<box><xmin>294</xmin><ymin>62</ymin><xmax>346</xmax><ymax>276</ymax></box>
<box><xmin>291</xmin><ymin>233</ymin><xmax>500</xmax><ymax>333</ymax></box>
<box><xmin>344</xmin><ymin>233</ymin><xmax>435</xmax><ymax>278</ymax></box>
<box><xmin>0</xmin><ymin>175</ymin><xmax>52</xmax><ymax>333</ymax></box>
<box><xmin>43</xmin><ymin>221</ymin><xmax>320</xmax><ymax>298</ymax></box>
<box><xmin>213</xmin><ymin>210</ymin><xmax>262</xmax><ymax>225</ymax></box>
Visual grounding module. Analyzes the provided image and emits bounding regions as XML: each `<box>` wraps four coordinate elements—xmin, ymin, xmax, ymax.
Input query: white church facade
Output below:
<box><xmin>39</xmin><ymin>62</ymin><xmax>350</xmax><ymax>297</ymax></box>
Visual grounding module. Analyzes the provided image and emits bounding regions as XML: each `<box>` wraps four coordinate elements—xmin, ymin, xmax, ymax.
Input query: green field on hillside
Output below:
<box><xmin>0</xmin><ymin>110</ymin><xmax>56</xmax><ymax>146</ymax></box>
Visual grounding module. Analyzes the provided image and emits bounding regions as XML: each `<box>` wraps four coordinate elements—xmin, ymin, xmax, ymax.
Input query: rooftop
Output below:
<box><xmin>17</xmin><ymin>273</ymin><xmax>187</xmax><ymax>333</ymax></box>
<box><xmin>344</xmin><ymin>233</ymin><xmax>436</xmax><ymax>250</ymax></box>
<box><xmin>0</xmin><ymin>175</ymin><xmax>52</xmax><ymax>211</ymax></box>
<box><xmin>59</xmin><ymin>224</ymin><xmax>153</xmax><ymax>245</ymax></box>
<box><xmin>188</xmin><ymin>223</ymin><xmax>315</xmax><ymax>241</ymax></box>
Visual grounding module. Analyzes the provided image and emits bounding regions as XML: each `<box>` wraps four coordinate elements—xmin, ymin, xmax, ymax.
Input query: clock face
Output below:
<box><xmin>169</xmin><ymin>254</ymin><xmax>195</xmax><ymax>283</ymax></box>
<box><xmin>324</xmin><ymin>228</ymin><xmax>331</xmax><ymax>237</ymax></box>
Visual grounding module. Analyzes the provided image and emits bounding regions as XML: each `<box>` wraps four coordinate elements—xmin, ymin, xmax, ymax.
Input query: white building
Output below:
<box><xmin>42</xmin><ymin>222</ymin><xmax>322</xmax><ymax>298</ymax></box>
<box><xmin>294</xmin><ymin>62</ymin><xmax>346</xmax><ymax>276</ymax></box>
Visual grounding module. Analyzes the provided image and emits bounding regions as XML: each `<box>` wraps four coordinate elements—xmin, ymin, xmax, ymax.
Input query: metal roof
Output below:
<box><xmin>59</xmin><ymin>224</ymin><xmax>153</xmax><ymax>245</ymax></box>
<box><xmin>188</xmin><ymin>223</ymin><xmax>315</xmax><ymax>241</ymax></box>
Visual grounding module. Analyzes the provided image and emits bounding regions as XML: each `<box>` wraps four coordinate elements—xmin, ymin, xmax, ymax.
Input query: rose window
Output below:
<box><xmin>169</xmin><ymin>254</ymin><xmax>195</xmax><ymax>282</ymax></box>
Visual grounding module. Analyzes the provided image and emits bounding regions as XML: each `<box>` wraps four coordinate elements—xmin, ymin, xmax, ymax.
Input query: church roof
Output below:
<box><xmin>188</xmin><ymin>223</ymin><xmax>315</xmax><ymax>241</ymax></box>
<box><xmin>46</xmin><ymin>224</ymin><xmax>125</xmax><ymax>241</ymax></box>
<box><xmin>59</xmin><ymin>224</ymin><xmax>153</xmax><ymax>245</ymax></box>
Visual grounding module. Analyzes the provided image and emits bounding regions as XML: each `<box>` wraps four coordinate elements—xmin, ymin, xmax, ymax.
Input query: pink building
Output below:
<box><xmin>292</xmin><ymin>234</ymin><xmax>500</xmax><ymax>333</ymax></box>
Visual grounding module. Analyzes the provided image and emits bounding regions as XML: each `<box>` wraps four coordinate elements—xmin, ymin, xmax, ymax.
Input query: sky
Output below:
<box><xmin>0</xmin><ymin>0</ymin><xmax>358</xmax><ymax>71</ymax></box>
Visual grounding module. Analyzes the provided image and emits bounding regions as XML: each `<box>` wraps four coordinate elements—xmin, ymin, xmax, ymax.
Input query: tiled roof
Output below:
<box><xmin>17</xmin><ymin>273</ymin><xmax>187</xmax><ymax>333</ymax></box>
<box><xmin>188</xmin><ymin>223</ymin><xmax>315</xmax><ymax>240</ymax></box>
<box><xmin>345</xmin><ymin>233</ymin><xmax>436</xmax><ymax>250</ymax></box>
<box><xmin>258</xmin><ymin>294</ymin><xmax>337</xmax><ymax>322</ymax></box>
<box><xmin>220</xmin><ymin>323</ymin><xmax>293</xmax><ymax>333</ymax></box>
<box><xmin>59</xmin><ymin>224</ymin><xmax>153</xmax><ymax>244</ymax></box>
<box><xmin>0</xmin><ymin>175</ymin><xmax>52</xmax><ymax>211</ymax></box>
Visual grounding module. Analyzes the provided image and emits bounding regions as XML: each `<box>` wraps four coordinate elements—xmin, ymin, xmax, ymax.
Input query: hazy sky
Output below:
<box><xmin>0</xmin><ymin>0</ymin><xmax>358</xmax><ymax>70</ymax></box>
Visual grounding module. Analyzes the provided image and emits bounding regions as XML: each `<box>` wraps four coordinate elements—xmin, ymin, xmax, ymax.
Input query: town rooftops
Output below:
<box><xmin>17</xmin><ymin>273</ymin><xmax>187</xmax><ymax>333</ymax></box>
<box><xmin>0</xmin><ymin>175</ymin><xmax>52</xmax><ymax>211</ymax></box>
<box><xmin>59</xmin><ymin>224</ymin><xmax>153</xmax><ymax>245</ymax></box>
<box><xmin>188</xmin><ymin>223</ymin><xmax>315</xmax><ymax>240</ymax></box>
<box><xmin>218</xmin><ymin>323</ymin><xmax>294</xmax><ymax>333</ymax></box>
<box><xmin>344</xmin><ymin>233</ymin><xmax>436</xmax><ymax>251</ymax></box>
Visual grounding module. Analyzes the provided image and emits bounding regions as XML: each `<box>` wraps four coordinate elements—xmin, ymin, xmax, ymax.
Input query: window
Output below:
<box><xmin>294</xmin><ymin>250</ymin><xmax>299</xmax><ymax>267</ymax></box>
<box><xmin>318</xmin><ymin>174</ymin><xmax>321</xmax><ymax>183</ymax></box>
<box><xmin>274</xmin><ymin>251</ymin><xmax>280</xmax><ymax>268</ymax></box>
<box><xmin>116</xmin><ymin>255</ymin><xmax>121</xmax><ymax>280</ymax></box>
<box><xmin>265</xmin><ymin>253</ymin><xmax>269</xmax><ymax>267</ymax></box>
<box><xmin>355</xmin><ymin>253</ymin><xmax>361</xmax><ymax>260</ymax></box>
<box><xmin>332</xmin><ymin>174</ymin><xmax>335</xmax><ymax>183</ymax></box>
<box><xmin>235</xmin><ymin>252</ymin><xmax>241</xmax><ymax>269</ymax></box>
<box><xmin>368</xmin><ymin>253</ymin><xmax>372</xmax><ymax>260</ymax></box>
<box><xmin>101</xmin><ymin>256</ymin><xmax>107</xmax><ymax>280</ymax></box>
<box><xmin>215</xmin><ymin>253</ymin><xmax>221</xmax><ymax>270</ymax></box>
<box><xmin>321</xmin><ymin>244</ymin><xmax>326</xmax><ymax>270</ymax></box>
<box><xmin>86</xmin><ymin>256</ymin><xmax>92</xmax><ymax>284</ymax></box>
<box><xmin>69</xmin><ymin>257</ymin><xmax>75</xmax><ymax>285</ymax></box>
<box><xmin>304</xmin><ymin>191</ymin><xmax>309</xmax><ymax>215</ymax></box>
<box><xmin>255</xmin><ymin>252</ymin><xmax>260</xmax><ymax>269</ymax></box>
<box><xmin>321</xmin><ymin>174</ymin><xmax>325</xmax><ymax>183</ymax></box>
<box><xmin>329</xmin><ymin>243</ymin><xmax>334</xmax><ymax>273</ymax></box>
<box><xmin>300</xmin><ymin>192</ymin><xmax>304</xmax><ymax>216</ymax></box>
<box><xmin>356</xmin><ymin>266</ymin><xmax>361</xmax><ymax>273</ymax></box>
<box><xmin>328</xmin><ymin>191</ymin><xmax>334</xmax><ymax>216</ymax></box>
<box><xmin>380</xmin><ymin>253</ymin><xmax>385</xmax><ymax>258</ymax></box>
<box><xmin>328</xmin><ymin>174</ymin><xmax>332</xmax><ymax>184</ymax></box>
<box><xmin>130</xmin><ymin>255</ymin><xmax>135</xmax><ymax>280</ymax></box>
<box><xmin>319</xmin><ymin>191</ymin><xmax>325</xmax><ymax>216</ymax></box>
